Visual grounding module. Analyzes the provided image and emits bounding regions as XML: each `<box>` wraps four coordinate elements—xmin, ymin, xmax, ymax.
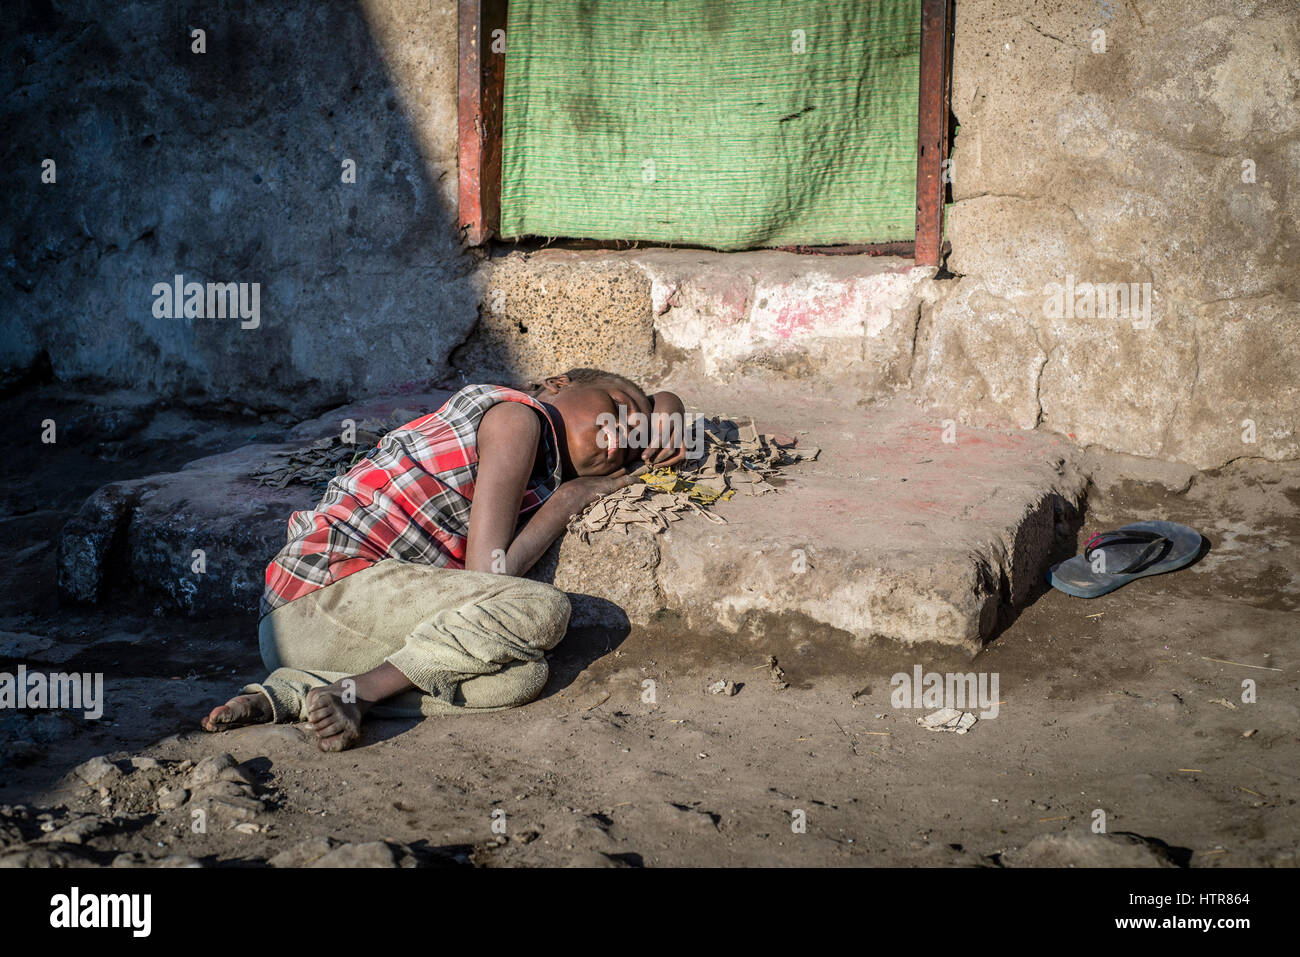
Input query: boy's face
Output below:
<box><xmin>542</xmin><ymin>377</ymin><xmax>653</xmax><ymax>477</ymax></box>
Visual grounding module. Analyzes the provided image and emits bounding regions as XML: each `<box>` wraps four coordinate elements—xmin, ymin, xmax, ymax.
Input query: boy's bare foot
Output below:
<box><xmin>305</xmin><ymin>683</ymin><xmax>373</xmax><ymax>752</ymax></box>
<box><xmin>201</xmin><ymin>692</ymin><xmax>272</xmax><ymax>732</ymax></box>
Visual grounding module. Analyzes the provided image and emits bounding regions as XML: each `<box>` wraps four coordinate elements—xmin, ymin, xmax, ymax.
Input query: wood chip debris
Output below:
<box><xmin>248</xmin><ymin>409</ymin><xmax>426</xmax><ymax>492</ymax></box>
<box><xmin>765</xmin><ymin>655</ymin><xmax>789</xmax><ymax>690</ymax></box>
<box><xmin>1199</xmin><ymin>656</ymin><xmax>1282</xmax><ymax>672</ymax></box>
<box><xmin>917</xmin><ymin>708</ymin><xmax>979</xmax><ymax>734</ymax></box>
<box><xmin>567</xmin><ymin>414</ymin><xmax>818</xmax><ymax>542</ymax></box>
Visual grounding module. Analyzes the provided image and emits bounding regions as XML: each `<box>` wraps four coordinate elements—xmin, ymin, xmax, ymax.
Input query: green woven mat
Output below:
<box><xmin>501</xmin><ymin>0</ymin><xmax>921</xmax><ymax>249</ymax></box>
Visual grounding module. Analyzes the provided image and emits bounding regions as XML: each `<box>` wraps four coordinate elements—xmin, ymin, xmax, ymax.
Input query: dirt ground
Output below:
<box><xmin>1</xmin><ymin>383</ymin><xmax>1296</xmax><ymax>868</ymax></box>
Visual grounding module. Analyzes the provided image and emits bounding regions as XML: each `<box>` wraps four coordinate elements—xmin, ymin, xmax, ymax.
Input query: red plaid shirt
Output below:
<box><xmin>260</xmin><ymin>384</ymin><xmax>562</xmax><ymax>618</ymax></box>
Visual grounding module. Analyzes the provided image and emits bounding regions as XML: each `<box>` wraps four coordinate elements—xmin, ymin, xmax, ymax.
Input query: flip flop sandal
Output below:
<box><xmin>1047</xmin><ymin>520</ymin><xmax>1204</xmax><ymax>598</ymax></box>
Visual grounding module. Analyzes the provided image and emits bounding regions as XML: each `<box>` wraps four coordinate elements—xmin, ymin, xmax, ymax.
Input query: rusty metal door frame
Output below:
<box><xmin>913</xmin><ymin>0</ymin><xmax>953</xmax><ymax>266</ymax></box>
<box><xmin>457</xmin><ymin>0</ymin><xmax>507</xmax><ymax>247</ymax></box>
<box><xmin>458</xmin><ymin>0</ymin><xmax>953</xmax><ymax>264</ymax></box>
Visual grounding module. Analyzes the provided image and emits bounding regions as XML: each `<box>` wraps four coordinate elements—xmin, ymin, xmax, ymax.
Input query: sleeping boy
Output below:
<box><xmin>201</xmin><ymin>368</ymin><xmax>686</xmax><ymax>751</ymax></box>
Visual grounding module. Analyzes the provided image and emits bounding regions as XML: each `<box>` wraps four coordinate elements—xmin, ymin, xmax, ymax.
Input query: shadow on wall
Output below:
<box><xmin>2</xmin><ymin>0</ymin><xmax>479</xmax><ymax>412</ymax></box>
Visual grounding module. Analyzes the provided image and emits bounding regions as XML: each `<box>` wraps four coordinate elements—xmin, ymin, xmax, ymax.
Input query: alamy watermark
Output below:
<box><xmin>595</xmin><ymin>408</ymin><xmax>706</xmax><ymax>459</ymax></box>
<box><xmin>0</xmin><ymin>665</ymin><xmax>103</xmax><ymax>719</ymax></box>
<box><xmin>890</xmin><ymin>665</ymin><xmax>1000</xmax><ymax>718</ymax></box>
<box><xmin>152</xmin><ymin>274</ymin><xmax>260</xmax><ymax>329</ymax></box>
<box><xmin>50</xmin><ymin>887</ymin><xmax>150</xmax><ymax>937</ymax></box>
<box><xmin>1042</xmin><ymin>274</ymin><xmax>1156</xmax><ymax>329</ymax></box>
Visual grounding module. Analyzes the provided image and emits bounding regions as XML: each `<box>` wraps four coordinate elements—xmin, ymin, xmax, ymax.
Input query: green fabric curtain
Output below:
<box><xmin>501</xmin><ymin>0</ymin><xmax>921</xmax><ymax>249</ymax></box>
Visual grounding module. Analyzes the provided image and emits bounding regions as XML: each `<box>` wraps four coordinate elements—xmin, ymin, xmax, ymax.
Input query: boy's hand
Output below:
<box><xmin>642</xmin><ymin>391</ymin><xmax>687</xmax><ymax>468</ymax></box>
<box><xmin>558</xmin><ymin>468</ymin><xmax>638</xmax><ymax>513</ymax></box>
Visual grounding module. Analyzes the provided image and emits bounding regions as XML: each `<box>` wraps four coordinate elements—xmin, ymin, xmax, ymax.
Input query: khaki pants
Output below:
<box><xmin>244</xmin><ymin>559</ymin><xmax>571</xmax><ymax>722</ymax></box>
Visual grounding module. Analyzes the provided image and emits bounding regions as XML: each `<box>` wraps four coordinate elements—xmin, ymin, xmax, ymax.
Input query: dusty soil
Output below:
<box><xmin>1</xmin><ymin>383</ymin><xmax>1296</xmax><ymax>867</ymax></box>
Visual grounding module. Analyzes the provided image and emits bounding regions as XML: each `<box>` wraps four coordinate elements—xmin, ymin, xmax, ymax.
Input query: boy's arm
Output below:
<box><xmin>467</xmin><ymin>402</ymin><xmax>634</xmax><ymax>577</ymax></box>
<box><xmin>465</xmin><ymin>402</ymin><xmax>539</xmax><ymax>575</ymax></box>
<box><xmin>497</xmin><ymin>473</ymin><xmax>629</xmax><ymax>575</ymax></box>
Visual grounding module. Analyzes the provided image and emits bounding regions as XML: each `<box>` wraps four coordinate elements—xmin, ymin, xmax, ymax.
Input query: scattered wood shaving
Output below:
<box><xmin>917</xmin><ymin>708</ymin><xmax>978</xmax><ymax>734</ymax></box>
<box><xmin>248</xmin><ymin>409</ymin><xmax>426</xmax><ymax>491</ymax></box>
<box><xmin>566</xmin><ymin>413</ymin><xmax>818</xmax><ymax>541</ymax></box>
<box><xmin>1200</xmin><ymin>657</ymin><xmax>1282</xmax><ymax>672</ymax></box>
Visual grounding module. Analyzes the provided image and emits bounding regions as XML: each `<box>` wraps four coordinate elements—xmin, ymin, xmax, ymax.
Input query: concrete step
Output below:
<box><xmin>56</xmin><ymin>392</ymin><xmax>452</xmax><ymax>616</ymax></box>
<box><xmin>58</xmin><ymin>382</ymin><xmax>1084</xmax><ymax>652</ymax></box>
<box><xmin>542</xmin><ymin>380</ymin><xmax>1086</xmax><ymax>652</ymax></box>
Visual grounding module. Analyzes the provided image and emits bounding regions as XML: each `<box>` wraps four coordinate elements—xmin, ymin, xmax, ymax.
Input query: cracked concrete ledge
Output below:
<box><xmin>541</xmin><ymin>381</ymin><xmax>1086</xmax><ymax>653</ymax></box>
<box><xmin>54</xmin><ymin>393</ymin><xmax>454</xmax><ymax>618</ymax></box>
<box><xmin>57</xmin><ymin>383</ymin><xmax>1086</xmax><ymax>655</ymax></box>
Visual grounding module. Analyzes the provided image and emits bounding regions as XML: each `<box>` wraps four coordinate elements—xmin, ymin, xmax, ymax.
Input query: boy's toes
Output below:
<box><xmin>201</xmin><ymin>693</ymin><xmax>270</xmax><ymax>732</ymax></box>
<box><xmin>200</xmin><ymin>705</ymin><xmax>230</xmax><ymax>732</ymax></box>
<box><xmin>303</xmin><ymin>688</ymin><xmax>364</xmax><ymax>752</ymax></box>
<box><xmin>317</xmin><ymin>730</ymin><xmax>354</xmax><ymax>753</ymax></box>
<box><xmin>315</xmin><ymin>718</ymin><xmax>360</xmax><ymax>752</ymax></box>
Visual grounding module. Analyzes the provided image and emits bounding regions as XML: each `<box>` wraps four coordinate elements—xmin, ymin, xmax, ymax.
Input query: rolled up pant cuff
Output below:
<box><xmin>384</xmin><ymin>647</ymin><xmax>459</xmax><ymax>702</ymax></box>
<box><xmin>240</xmin><ymin>680</ymin><xmax>299</xmax><ymax>724</ymax></box>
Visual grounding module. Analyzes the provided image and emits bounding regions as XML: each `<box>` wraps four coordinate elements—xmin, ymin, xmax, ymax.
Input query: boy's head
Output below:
<box><xmin>535</xmin><ymin>368</ymin><xmax>652</xmax><ymax>477</ymax></box>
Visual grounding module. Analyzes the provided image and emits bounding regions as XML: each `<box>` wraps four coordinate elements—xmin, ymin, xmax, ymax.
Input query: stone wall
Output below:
<box><xmin>6</xmin><ymin>0</ymin><xmax>1296</xmax><ymax>469</ymax></box>
<box><xmin>3</xmin><ymin>0</ymin><xmax>474</xmax><ymax>409</ymax></box>
<box><xmin>915</xmin><ymin>0</ymin><xmax>1299</xmax><ymax>469</ymax></box>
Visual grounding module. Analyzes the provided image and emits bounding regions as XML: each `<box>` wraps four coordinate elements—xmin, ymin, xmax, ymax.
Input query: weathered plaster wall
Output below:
<box><xmin>6</xmin><ymin>0</ymin><xmax>1295</xmax><ymax>471</ymax></box>
<box><xmin>2</xmin><ymin>0</ymin><xmax>474</xmax><ymax>408</ymax></box>
<box><xmin>916</xmin><ymin>0</ymin><xmax>1299</xmax><ymax>468</ymax></box>
<box><xmin>637</xmin><ymin>249</ymin><xmax>939</xmax><ymax>390</ymax></box>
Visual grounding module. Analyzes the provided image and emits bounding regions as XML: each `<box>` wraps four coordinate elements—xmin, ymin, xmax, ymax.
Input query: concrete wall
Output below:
<box><xmin>2</xmin><ymin>0</ymin><xmax>474</xmax><ymax>409</ymax></box>
<box><xmin>5</xmin><ymin>0</ymin><xmax>1296</xmax><ymax>469</ymax></box>
<box><xmin>915</xmin><ymin>0</ymin><xmax>1299</xmax><ymax>469</ymax></box>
